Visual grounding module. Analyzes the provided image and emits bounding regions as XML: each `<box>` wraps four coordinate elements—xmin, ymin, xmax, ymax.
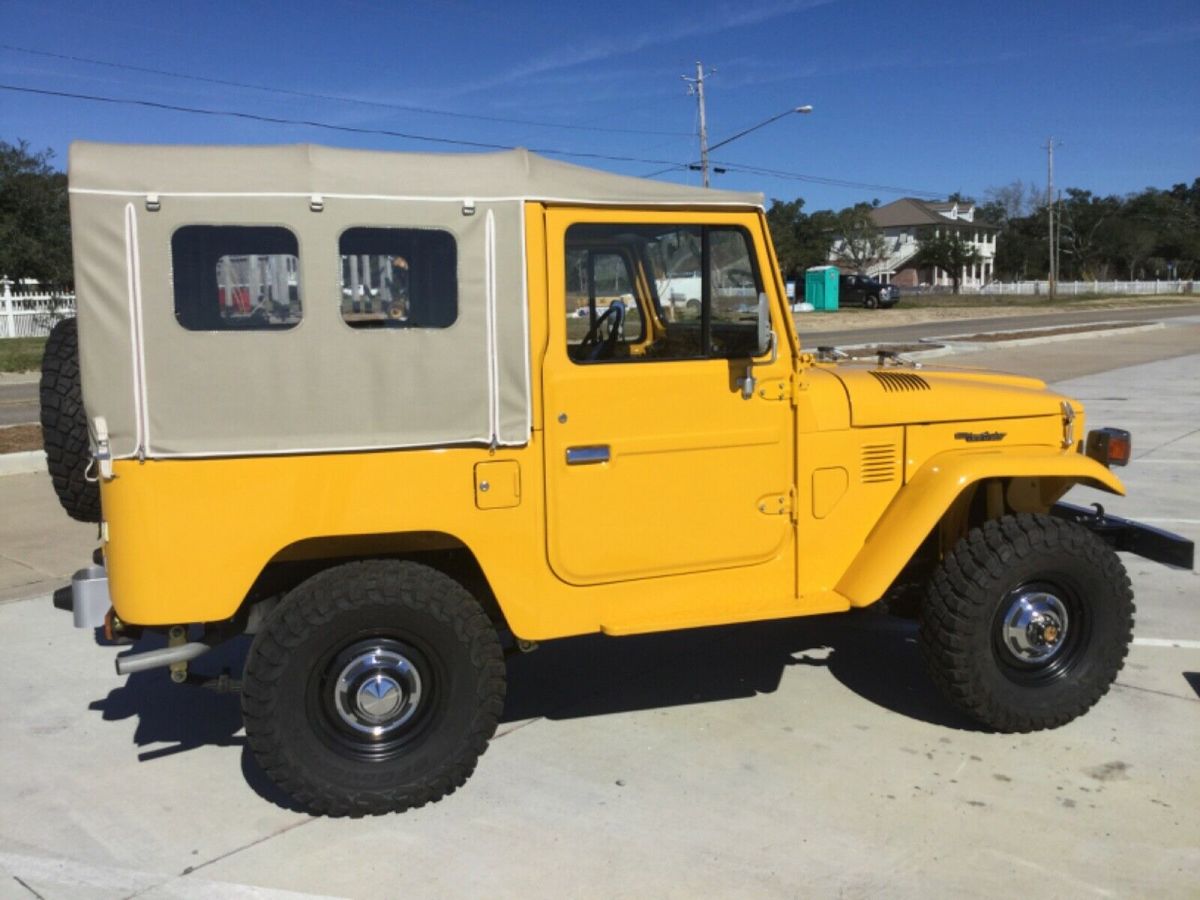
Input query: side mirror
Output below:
<box><xmin>756</xmin><ymin>291</ymin><xmax>772</xmax><ymax>357</ymax></box>
<box><xmin>740</xmin><ymin>292</ymin><xmax>777</xmax><ymax>399</ymax></box>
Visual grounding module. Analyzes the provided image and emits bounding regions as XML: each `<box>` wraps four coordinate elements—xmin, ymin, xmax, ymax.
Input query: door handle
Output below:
<box><xmin>566</xmin><ymin>445</ymin><xmax>610</xmax><ymax>465</ymax></box>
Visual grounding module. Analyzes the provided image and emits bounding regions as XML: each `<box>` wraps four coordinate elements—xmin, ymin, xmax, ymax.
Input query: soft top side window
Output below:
<box><xmin>338</xmin><ymin>227</ymin><xmax>457</xmax><ymax>329</ymax></box>
<box><xmin>172</xmin><ymin>225</ymin><xmax>301</xmax><ymax>331</ymax></box>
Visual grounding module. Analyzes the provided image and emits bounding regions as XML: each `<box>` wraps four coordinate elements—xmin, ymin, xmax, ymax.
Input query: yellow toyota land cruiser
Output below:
<box><xmin>44</xmin><ymin>142</ymin><xmax>1193</xmax><ymax>816</ymax></box>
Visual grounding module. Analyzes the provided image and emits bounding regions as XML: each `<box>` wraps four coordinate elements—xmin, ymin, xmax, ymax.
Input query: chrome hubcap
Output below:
<box><xmin>332</xmin><ymin>643</ymin><xmax>422</xmax><ymax>736</ymax></box>
<box><xmin>999</xmin><ymin>590</ymin><xmax>1070</xmax><ymax>664</ymax></box>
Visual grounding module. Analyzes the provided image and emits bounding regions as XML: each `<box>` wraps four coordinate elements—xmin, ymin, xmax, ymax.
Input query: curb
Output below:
<box><xmin>0</xmin><ymin>450</ymin><xmax>45</xmax><ymax>477</ymax></box>
<box><xmin>0</xmin><ymin>372</ymin><xmax>40</xmax><ymax>385</ymax></box>
<box><xmin>843</xmin><ymin>321</ymin><xmax>1166</xmax><ymax>361</ymax></box>
<box><xmin>920</xmin><ymin>320</ymin><xmax>1165</xmax><ymax>348</ymax></box>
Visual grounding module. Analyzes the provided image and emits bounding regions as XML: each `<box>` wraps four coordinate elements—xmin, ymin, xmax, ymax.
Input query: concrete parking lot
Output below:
<box><xmin>1</xmin><ymin>328</ymin><xmax>1197</xmax><ymax>899</ymax></box>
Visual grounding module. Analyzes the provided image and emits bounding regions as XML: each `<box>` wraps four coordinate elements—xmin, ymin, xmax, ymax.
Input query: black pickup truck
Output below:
<box><xmin>839</xmin><ymin>273</ymin><xmax>898</xmax><ymax>309</ymax></box>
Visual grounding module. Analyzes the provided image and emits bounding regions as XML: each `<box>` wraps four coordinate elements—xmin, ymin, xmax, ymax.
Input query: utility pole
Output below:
<box><xmin>683</xmin><ymin>62</ymin><xmax>716</xmax><ymax>187</ymax></box>
<box><xmin>1045</xmin><ymin>137</ymin><xmax>1061</xmax><ymax>300</ymax></box>
<box><xmin>1056</xmin><ymin>188</ymin><xmax>1063</xmax><ymax>290</ymax></box>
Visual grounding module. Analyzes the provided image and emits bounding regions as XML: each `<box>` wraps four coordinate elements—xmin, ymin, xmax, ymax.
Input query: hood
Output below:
<box><xmin>830</xmin><ymin>365</ymin><xmax>1068</xmax><ymax>427</ymax></box>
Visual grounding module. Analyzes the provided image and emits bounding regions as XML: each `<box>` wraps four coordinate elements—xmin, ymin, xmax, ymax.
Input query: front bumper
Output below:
<box><xmin>1052</xmin><ymin>502</ymin><xmax>1195</xmax><ymax>570</ymax></box>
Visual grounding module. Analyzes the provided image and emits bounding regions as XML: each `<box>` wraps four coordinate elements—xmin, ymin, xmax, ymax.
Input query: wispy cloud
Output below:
<box><xmin>440</xmin><ymin>0</ymin><xmax>837</xmax><ymax>98</ymax></box>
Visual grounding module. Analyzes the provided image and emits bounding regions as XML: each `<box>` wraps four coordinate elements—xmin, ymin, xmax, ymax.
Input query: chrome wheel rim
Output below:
<box><xmin>331</xmin><ymin>641</ymin><xmax>423</xmax><ymax>736</ymax></box>
<box><xmin>998</xmin><ymin>590</ymin><xmax>1070</xmax><ymax>665</ymax></box>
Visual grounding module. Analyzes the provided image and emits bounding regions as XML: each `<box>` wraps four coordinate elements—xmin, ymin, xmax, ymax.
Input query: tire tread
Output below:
<box><xmin>919</xmin><ymin>513</ymin><xmax>1134</xmax><ymax>732</ymax></box>
<box><xmin>242</xmin><ymin>560</ymin><xmax>505</xmax><ymax>817</ymax></box>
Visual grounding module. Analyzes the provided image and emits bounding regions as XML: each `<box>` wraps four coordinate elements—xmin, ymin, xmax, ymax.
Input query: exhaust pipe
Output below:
<box><xmin>115</xmin><ymin>642</ymin><xmax>211</xmax><ymax>676</ymax></box>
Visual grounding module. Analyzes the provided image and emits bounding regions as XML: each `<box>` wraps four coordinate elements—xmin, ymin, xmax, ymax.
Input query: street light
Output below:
<box><xmin>706</xmin><ymin>105</ymin><xmax>813</xmax><ymax>155</ymax></box>
<box><xmin>692</xmin><ymin>104</ymin><xmax>813</xmax><ymax>186</ymax></box>
<box><xmin>678</xmin><ymin>64</ymin><xmax>813</xmax><ymax>186</ymax></box>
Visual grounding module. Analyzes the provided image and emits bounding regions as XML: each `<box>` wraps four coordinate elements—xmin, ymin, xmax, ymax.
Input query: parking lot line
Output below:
<box><xmin>1132</xmin><ymin>637</ymin><xmax>1200</xmax><ymax>649</ymax></box>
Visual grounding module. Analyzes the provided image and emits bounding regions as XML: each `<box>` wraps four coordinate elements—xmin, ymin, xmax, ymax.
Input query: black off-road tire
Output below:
<box><xmin>242</xmin><ymin>560</ymin><xmax>506</xmax><ymax>816</ymax></box>
<box><xmin>864</xmin><ymin>295</ymin><xmax>879</xmax><ymax>309</ymax></box>
<box><xmin>39</xmin><ymin>317</ymin><xmax>101</xmax><ymax>523</ymax></box>
<box><xmin>919</xmin><ymin>513</ymin><xmax>1134</xmax><ymax>732</ymax></box>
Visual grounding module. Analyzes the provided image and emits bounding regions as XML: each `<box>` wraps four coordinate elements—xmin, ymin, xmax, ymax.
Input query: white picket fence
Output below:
<box><xmin>1</xmin><ymin>282</ymin><xmax>77</xmax><ymax>338</ymax></box>
<box><xmin>962</xmin><ymin>280</ymin><xmax>1194</xmax><ymax>297</ymax></box>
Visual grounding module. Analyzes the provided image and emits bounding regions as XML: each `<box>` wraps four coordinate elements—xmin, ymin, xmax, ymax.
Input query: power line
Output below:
<box><xmin>0</xmin><ymin>83</ymin><xmax>685</xmax><ymax>168</ymax></box>
<box><xmin>0</xmin><ymin>43</ymin><xmax>692</xmax><ymax>138</ymax></box>
<box><xmin>0</xmin><ymin>79</ymin><xmax>950</xmax><ymax>198</ymax></box>
<box><xmin>709</xmin><ymin>161</ymin><xmax>946</xmax><ymax>199</ymax></box>
<box><xmin>639</xmin><ymin>158</ymin><xmax>946</xmax><ymax>199</ymax></box>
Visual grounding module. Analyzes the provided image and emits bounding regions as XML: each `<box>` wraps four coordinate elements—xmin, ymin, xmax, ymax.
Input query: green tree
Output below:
<box><xmin>0</xmin><ymin>140</ymin><xmax>73</xmax><ymax>285</ymax></box>
<box><xmin>765</xmin><ymin>198</ymin><xmax>807</xmax><ymax>283</ymax></box>
<box><xmin>912</xmin><ymin>228</ymin><xmax>981</xmax><ymax>294</ymax></box>
<box><xmin>979</xmin><ymin>181</ymin><xmax>1043</xmax><ymax>280</ymax></box>
<box><xmin>1058</xmin><ymin>189</ymin><xmax>1122</xmax><ymax>280</ymax></box>
<box><xmin>765</xmin><ymin>199</ymin><xmax>840</xmax><ymax>283</ymax></box>
<box><xmin>830</xmin><ymin>203</ymin><xmax>886</xmax><ymax>273</ymax></box>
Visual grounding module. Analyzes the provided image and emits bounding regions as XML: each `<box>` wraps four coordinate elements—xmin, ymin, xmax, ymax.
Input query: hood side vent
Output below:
<box><xmin>861</xmin><ymin>443</ymin><xmax>898</xmax><ymax>484</ymax></box>
<box><xmin>869</xmin><ymin>370</ymin><xmax>930</xmax><ymax>392</ymax></box>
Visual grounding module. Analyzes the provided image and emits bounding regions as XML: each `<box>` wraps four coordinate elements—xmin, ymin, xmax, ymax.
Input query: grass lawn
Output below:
<box><xmin>0</xmin><ymin>337</ymin><xmax>46</xmax><ymax>373</ymax></box>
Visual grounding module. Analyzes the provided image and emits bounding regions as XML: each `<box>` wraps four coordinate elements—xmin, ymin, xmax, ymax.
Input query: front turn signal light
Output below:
<box><xmin>1086</xmin><ymin>427</ymin><xmax>1132</xmax><ymax>467</ymax></box>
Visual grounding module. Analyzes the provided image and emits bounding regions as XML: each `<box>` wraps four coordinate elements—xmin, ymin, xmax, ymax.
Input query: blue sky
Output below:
<box><xmin>1</xmin><ymin>0</ymin><xmax>1197</xmax><ymax>210</ymax></box>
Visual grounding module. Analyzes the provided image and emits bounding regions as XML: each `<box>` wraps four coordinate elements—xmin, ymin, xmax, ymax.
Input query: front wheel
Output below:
<box><xmin>919</xmin><ymin>513</ymin><xmax>1134</xmax><ymax>732</ymax></box>
<box><xmin>242</xmin><ymin>560</ymin><xmax>506</xmax><ymax>816</ymax></box>
<box><xmin>864</xmin><ymin>295</ymin><xmax>879</xmax><ymax>309</ymax></box>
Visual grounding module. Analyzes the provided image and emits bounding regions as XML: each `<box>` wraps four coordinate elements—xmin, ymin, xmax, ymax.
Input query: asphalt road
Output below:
<box><xmin>0</xmin><ymin>380</ymin><xmax>38</xmax><ymax>427</ymax></box>
<box><xmin>805</xmin><ymin>299</ymin><xmax>1200</xmax><ymax>347</ymax></box>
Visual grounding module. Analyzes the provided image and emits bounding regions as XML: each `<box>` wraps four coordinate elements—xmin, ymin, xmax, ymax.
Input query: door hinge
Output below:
<box><xmin>755</xmin><ymin>377</ymin><xmax>792</xmax><ymax>403</ymax></box>
<box><xmin>758</xmin><ymin>487</ymin><xmax>797</xmax><ymax>523</ymax></box>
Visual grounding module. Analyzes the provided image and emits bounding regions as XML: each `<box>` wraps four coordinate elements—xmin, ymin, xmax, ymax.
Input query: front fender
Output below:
<box><xmin>834</xmin><ymin>446</ymin><xmax>1125</xmax><ymax>607</ymax></box>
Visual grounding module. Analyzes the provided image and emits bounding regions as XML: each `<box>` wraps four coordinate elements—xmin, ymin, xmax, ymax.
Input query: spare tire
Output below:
<box><xmin>40</xmin><ymin>317</ymin><xmax>101</xmax><ymax>523</ymax></box>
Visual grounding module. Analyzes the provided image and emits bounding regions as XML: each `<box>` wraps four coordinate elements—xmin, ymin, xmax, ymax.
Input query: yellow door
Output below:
<box><xmin>542</xmin><ymin>208</ymin><xmax>795</xmax><ymax>587</ymax></box>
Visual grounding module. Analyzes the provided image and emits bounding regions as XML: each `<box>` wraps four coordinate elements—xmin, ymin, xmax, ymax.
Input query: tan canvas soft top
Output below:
<box><xmin>68</xmin><ymin>142</ymin><xmax>761</xmax><ymax>460</ymax></box>
<box><xmin>69</xmin><ymin>143</ymin><xmax>763</xmax><ymax>207</ymax></box>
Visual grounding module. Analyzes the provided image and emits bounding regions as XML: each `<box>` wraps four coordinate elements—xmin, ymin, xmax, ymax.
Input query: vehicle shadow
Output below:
<box><xmin>86</xmin><ymin>610</ymin><xmax>981</xmax><ymax>811</ymax></box>
<box><xmin>502</xmin><ymin>612</ymin><xmax>983</xmax><ymax>732</ymax></box>
<box><xmin>88</xmin><ymin>632</ymin><xmax>248</xmax><ymax>762</ymax></box>
<box><xmin>1184</xmin><ymin>672</ymin><xmax>1200</xmax><ymax>700</ymax></box>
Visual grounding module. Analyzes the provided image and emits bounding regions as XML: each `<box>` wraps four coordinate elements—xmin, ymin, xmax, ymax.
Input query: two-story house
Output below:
<box><xmin>837</xmin><ymin>197</ymin><xmax>998</xmax><ymax>288</ymax></box>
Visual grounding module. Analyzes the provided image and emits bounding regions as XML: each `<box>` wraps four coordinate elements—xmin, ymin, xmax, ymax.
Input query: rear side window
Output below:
<box><xmin>338</xmin><ymin>227</ymin><xmax>457</xmax><ymax>329</ymax></box>
<box><xmin>171</xmin><ymin>226</ymin><xmax>301</xmax><ymax>331</ymax></box>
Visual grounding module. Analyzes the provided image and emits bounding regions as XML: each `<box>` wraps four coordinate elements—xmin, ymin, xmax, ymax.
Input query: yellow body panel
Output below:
<box><xmin>541</xmin><ymin>207</ymin><xmax>796</xmax><ymax>586</ymax></box>
<box><xmin>835</xmin><ymin>446</ymin><xmax>1124</xmax><ymax>606</ymax></box>
<box><xmin>96</xmin><ymin>201</ymin><xmax>1126</xmax><ymax>641</ymax></box>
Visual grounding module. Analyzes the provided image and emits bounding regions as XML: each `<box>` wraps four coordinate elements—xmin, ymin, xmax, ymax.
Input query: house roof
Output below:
<box><xmin>870</xmin><ymin>197</ymin><xmax>998</xmax><ymax>230</ymax></box>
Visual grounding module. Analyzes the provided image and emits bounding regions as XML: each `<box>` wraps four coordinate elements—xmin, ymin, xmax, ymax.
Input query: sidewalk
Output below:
<box><xmin>0</xmin><ymin>471</ymin><xmax>98</xmax><ymax>603</ymax></box>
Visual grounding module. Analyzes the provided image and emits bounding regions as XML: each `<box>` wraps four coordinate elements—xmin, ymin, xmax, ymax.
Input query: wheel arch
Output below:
<box><xmin>835</xmin><ymin>447</ymin><xmax>1125</xmax><ymax>607</ymax></box>
<box><xmin>237</xmin><ymin>531</ymin><xmax>511</xmax><ymax>636</ymax></box>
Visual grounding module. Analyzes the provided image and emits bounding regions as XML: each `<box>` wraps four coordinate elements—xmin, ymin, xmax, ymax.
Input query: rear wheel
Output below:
<box><xmin>39</xmin><ymin>317</ymin><xmax>100</xmax><ymax>523</ymax></box>
<box><xmin>242</xmin><ymin>560</ymin><xmax>506</xmax><ymax>816</ymax></box>
<box><xmin>919</xmin><ymin>513</ymin><xmax>1134</xmax><ymax>732</ymax></box>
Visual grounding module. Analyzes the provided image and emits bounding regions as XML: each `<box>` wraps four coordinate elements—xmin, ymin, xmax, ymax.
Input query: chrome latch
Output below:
<box><xmin>738</xmin><ymin>368</ymin><xmax>757</xmax><ymax>400</ymax></box>
<box><xmin>92</xmin><ymin>416</ymin><xmax>115</xmax><ymax>481</ymax></box>
<box><xmin>1061</xmin><ymin>401</ymin><xmax>1076</xmax><ymax>448</ymax></box>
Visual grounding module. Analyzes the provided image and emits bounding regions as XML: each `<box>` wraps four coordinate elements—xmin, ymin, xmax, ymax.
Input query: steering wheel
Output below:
<box><xmin>580</xmin><ymin>300</ymin><xmax>626</xmax><ymax>361</ymax></box>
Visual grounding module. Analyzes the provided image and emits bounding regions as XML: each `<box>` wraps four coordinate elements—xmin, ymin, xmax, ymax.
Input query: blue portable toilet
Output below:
<box><xmin>805</xmin><ymin>266</ymin><xmax>840</xmax><ymax>311</ymax></box>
